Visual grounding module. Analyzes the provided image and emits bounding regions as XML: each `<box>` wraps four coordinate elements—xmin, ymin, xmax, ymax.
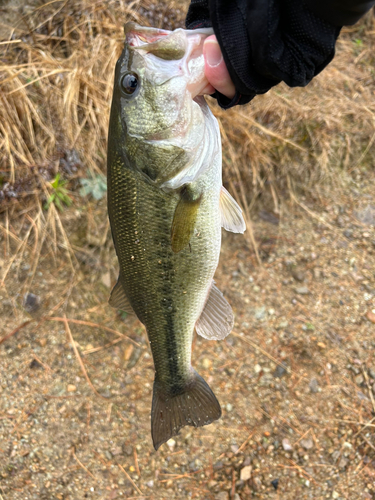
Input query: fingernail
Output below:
<box><xmin>204</xmin><ymin>39</ymin><xmax>223</xmax><ymax>68</ymax></box>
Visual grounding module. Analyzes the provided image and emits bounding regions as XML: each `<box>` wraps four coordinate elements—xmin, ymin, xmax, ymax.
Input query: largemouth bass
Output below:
<box><xmin>107</xmin><ymin>23</ymin><xmax>246</xmax><ymax>450</ymax></box>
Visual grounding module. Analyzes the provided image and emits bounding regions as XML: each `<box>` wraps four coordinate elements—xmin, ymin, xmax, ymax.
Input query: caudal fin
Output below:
<box><xmin>151</xmin><ymin>370</ymin><xmax>221</xmax><ymax>450</ymax></box>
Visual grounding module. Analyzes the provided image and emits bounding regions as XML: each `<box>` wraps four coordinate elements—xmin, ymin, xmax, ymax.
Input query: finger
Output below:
<box><xmin>203</xmin><ymin>35</ymin><xmax>236</xmax><ymax>99</ymax></box>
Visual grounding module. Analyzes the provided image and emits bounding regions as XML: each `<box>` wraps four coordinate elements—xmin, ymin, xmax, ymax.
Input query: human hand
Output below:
<box><xmin>200</xmin><ymin>35</ymin><xmax>236</xmax><ymax>99</ymax></box>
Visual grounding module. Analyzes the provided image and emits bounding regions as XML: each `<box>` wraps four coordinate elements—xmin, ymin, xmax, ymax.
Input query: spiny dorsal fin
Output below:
<box><xmin>171</xmin><ymin>188</ymin><xmax>202</xmax><ymax>253</ymax></box>
<box><xmin>220</xmin><ymin>186</ymin><xmax>246</xmax><ymax>234</ymax></box>
<box><xmin>108</xmin><ymin>276</ymin><xmax>134</xmax><ymax>314</ymax></box>
<box><xmin>151</xmin><ymin>369</ymin><xmax>221</xmax><ymax>450</ymax></box>
<box><xmin>195</xmin><ymin>282</ymin><xmax>234</xmax><ymax>340</ymax></box>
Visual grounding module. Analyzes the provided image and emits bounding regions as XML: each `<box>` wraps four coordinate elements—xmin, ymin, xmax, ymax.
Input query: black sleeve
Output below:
<box><xmin>186</xmin><ymin>0</ymin><xmax>375</xmax><ymax>109</ymax></box>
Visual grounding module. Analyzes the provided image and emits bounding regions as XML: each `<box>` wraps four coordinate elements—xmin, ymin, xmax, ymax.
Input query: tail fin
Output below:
<box><xmin>151</xmin><ymin>370</ymin><xmax>221</xmax><ymax>450</ymax></box>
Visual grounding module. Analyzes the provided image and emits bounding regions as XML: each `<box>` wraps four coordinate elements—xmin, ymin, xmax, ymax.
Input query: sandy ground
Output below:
<box><xmin>1</xmin><ymin>183</ymin><xmax>375</xmax><ymax>500</ymax></box>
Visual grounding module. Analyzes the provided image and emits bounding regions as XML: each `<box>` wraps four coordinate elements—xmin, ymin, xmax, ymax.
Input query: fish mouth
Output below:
<box><xmin>124</xmin><ymin>23</ymin><xmax>186</xmax><ymax>61</ymax></box>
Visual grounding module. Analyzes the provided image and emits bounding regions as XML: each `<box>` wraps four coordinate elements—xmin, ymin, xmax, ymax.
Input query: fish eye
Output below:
<box><xmin>121</xmin><ymin>72</ymin><xmax>139</xmax><ymax>96</ymax></box>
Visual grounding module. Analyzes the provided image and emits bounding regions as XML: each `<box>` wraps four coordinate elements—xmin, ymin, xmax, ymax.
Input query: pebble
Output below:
<box><xmin>295</xmin><ymin>286</ymin><xmax>310</xmax><ymax>295</ymax></box>
<box><xmin>226</xmin><ymin>403</ymin><xmax>233</xmax><ymax>412</ymax></box>
<box><xmin>146</xmin><ymin>480</ymin><xmax>154</xmax><ymax>488</ymax></box>
<box><xmin>366</xmin><ymin>310</ymin><xmax>375</xmax><ymax>324</ymax></box>
<box><xmin>273</xmin><ymin>364</ymin><xmax>287</xmax><ymax>378</ymax></box>
<box><xmin>23</xmin><ymin>292</ymin><xmax>41</xmax><ymax>313</ymax></box>
<box><xmin>276</xmin><ymin>320</ymin><xmax>289</xmax><ymax>330</ymax></box>
<box><xmin>67</xmin><ymin>384</ymin><xmax>76</xmax><ymax>392</ymax></box>
<box><xmin>254</xmin><ymin>364</ymin><xmax>262</xmax><ymax>374</ymax></box>
<box><xmin>202</xmin><ymin>358</ymin><xmax>212</xmax><ymax>369</ymax></box>
<box><xmin>215</xmin><ymin>492</ymin><xmax>229</xmax><ymax>500</ymax></box>
<box><xmin>101</xmin><ymin>272</ymin><xmax>111</xmax><ymax>288</ymax></box>
<box><xmin>254</xmin><ymin>306</ymin><xmax>266</xmax><ymax>320</ymax></box>
<box><xmin>300</xmin><ymin>438</ymin><xmax>314</xmax><ymax>450</ymax></box>
<box><xmin>240</xmin><ymin>465</ymin><xmax>252</xmax><ymax>481</ymax></box>
<box><xmin>167</xmin><ymin>438</ymin><xmax>176</xmax><ymax>451</ymax></box>
<box><xmin>282</xmin><ymin>438</ymin><xmax>293</xmax><ymax>451</ymax></box>
<box><xmin>291</xmin><ymin>268</ymin><xmax>305</xmax><ymax>282</ymax></box>
<box><xmin>355</xmin><ymin>374</ymin><xmax>364</xmax><ymax>386</ymax></box>
<box><xmin>253</xmin><ymin>285</ymin><xmax>261</xmax><ymax>293</ymax></box>
<box><xmin>309</xmin><ymin>378</ymin><xmax>319</xmax><ymax>393</ymax></box>
<box><xmin>338</xmin><ymin>457</ymin><xmax>349</xmax><ymax>469</ymax></box>
<box><xmin>271</xmin><ymin>478</ymin><xmax>279</xmax><ymax>490</ymax></box>
<box><xmin>332</xmin><ymin>491</ymin><xmax>340</xmax><ymax>499</ymax></box>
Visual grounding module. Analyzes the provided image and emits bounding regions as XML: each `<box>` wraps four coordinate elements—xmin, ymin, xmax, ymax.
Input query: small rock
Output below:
<box><xmin>233</xmin><ymin>495</ymin><xmax>241</xmax><ymax>500</ymax></box>
<box><xmin>282</xmin><ymin>438</ymin><xmax>293</xmax><ymax>451</ymax></box>
<box><xmin>29</xmin><ymin>359</ymin><xmax>43</xmax><ymax>369</ymax></box>
<box><xmin>295</xmin><ymin>286</ymin><xmax>310</xmax><ymax>295</ymax></box>
<box><xmin>338</xmin><ymin>457</ymin><xmax>349</xmax><ymax>469</ymax></box>
<box><xmin>291</xmin><ymin>268</ymin><xmax>305</xmax><ymax>282</ymax></box>
<box><xmin>254</xmin><ymin>364</ymin><xmax>262</xmax><ymax>374</ymax></box>
<box><xmin>273</xmin><ymin>364</ymin><xmax>287</xmax><ymax>378</ymax></box>
<box><xmin>122</xmin><ymin>444</ymin><xmax>133</xmax><ymax>456</ymax></box>
<box><xmin>253</xmin><ymin>285</ymin><xmax>261</xmax><ymax>293</ymax></box>
<box><xmin>354</xmin><ymin>205</ymin><xmax>375</xmax><ymax>226</ymax></box>
<box><xmin>101</xmin><ymin>272</ymin><xmax>111</xmax><ymax>288</ymax></box>
<box><xmin>231</xmin><ymin>444</ymin><xmax>239</xmax><ymax>453</ymax></box>
<box><xmin>300</xmin><ymin>438</ymin><xmax>314</xmax><ymax>450</ymax></box>
<box><xmin>271</xmin><ymin>478</ymin><xmax>279</xmax><ymax>490</ymax></box>
<box><xmin>146</xmin><ymin>480</ymin><xmax>154</xmax><ymax>488</ymax></box>
<box><xmin>215</xmin><ymin>492</ymin><xmax>229</xmax><ymax>500</ymax></box>
<box><xmin>167</xmin><ymin>438</ymin><xmax>176</xmax><ymax>451</ymax></box>
<box><xmin>313</xmin><ymin>268</ymin><xmax>322</xmax><ymax>279</ymax></box>
<box><xmin>240</xmin><ymin>465</ymin><xmax>252</xmax><ymax>481</ymax></box>
<box><xmin>355</xmin><ymin>374</ymin><xmax>364</xmax><ymax>386</ymax></box>
<box><xmin>254</xmin><ymin>306</ymin><xmax>266</xmax><ymax>320</ymax></box>
<box><xmin>23</xmin><ymin>292</ymin><xmax>41</xmax><ymax>313</ymax></box>
<box><xmin>332</xmin><ymin>491</ymin><xmax>340</xmax><ymax>499</ymax></box>
<box><xmin>276</xmin><ymin>320</ymin><xmax>289</xmax><ymax>330</ymax></box>
<box><xmin>39</xmin><ymin>338</ymin><xmax>47</xmax><ymax>347</ymax></box>
<box><xmin>226</xmin><ymin>403</ymin><xmax>233</xmax><ymax>412</ymax></box>
<box><xmin>67</xmin><ymin>384</ymin><xmax>76</xmax><ymax>392</ymax></box>
<box><xmin>202</xmin><ymin>358</ymin><xmax>212</xmax><ymax>369</ymax></box>
<box><xmin>251</xmin><ymin>476</ymin><xmax>262</xmax><ymax>492</ymax></box>
<box><xmin>309</xmin><ymin>378</ymin><xmax>319</xmax><ymax>393</ymax></box>
<box><xmin>366</xmin><ymin>310</ymin><xmax>375</xmax><ymax>324</ymax></box>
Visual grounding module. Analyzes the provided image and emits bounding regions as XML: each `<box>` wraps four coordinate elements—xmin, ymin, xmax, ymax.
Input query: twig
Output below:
<box><xmin>73</xmin><ymin>450</ymin><xmax>96</xmax><ymax>480</ymax></box>
<box><xmin>62</xmin><ymin>316</ymin><xmax>109</xmax><ymax>400</ymax></box>
<box><xmin>0</xmin><ymin>320</ymin><xmax>33</xmax><ymax>346</ymax></box>
<box><xmin>117</xmin><ymin>463</ymin><xmax>143</xmax><ymax>495</ymax></box>
<box><xmin>235</xmin><ymin>430</ymin><xmax>255</xmax><ymax>455</ymax></box>
<box><xmin>47</xmin><ymin>317</ymin><xmax>141</xmax><ymax>347</ymax></box>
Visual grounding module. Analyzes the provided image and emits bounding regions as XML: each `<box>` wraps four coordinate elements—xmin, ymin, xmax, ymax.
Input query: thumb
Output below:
<box><xmin>203</xmin><ymin>35</ymin><xmax>236</xmax><ymax>99</ymax></box>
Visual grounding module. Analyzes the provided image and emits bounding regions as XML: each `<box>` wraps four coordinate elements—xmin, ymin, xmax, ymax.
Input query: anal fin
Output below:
<box><xmin>195</xmin><ymin>282</ymin><xmax>234</xmax><ymax>340</ymax></box>
<box><xmin>151</xmin><ymin>370</ymin><xmax>221</xmax><ymax>450</ymax></box>
<box><xmin>108</xmin><ymin>276</ymin><xmax>134</xmax><ymax>314</ymax></box>
<box><xmin>220</xmin><ymin>186</ymin><xmax>246</xmax><ymax>233</ymax></box>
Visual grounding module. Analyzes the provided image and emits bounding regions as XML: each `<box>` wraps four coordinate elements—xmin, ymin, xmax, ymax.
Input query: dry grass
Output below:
<box><xmin>0</xmin><ymin>1</ymin><xmax>374</xmax><ymax>271</ymax></box>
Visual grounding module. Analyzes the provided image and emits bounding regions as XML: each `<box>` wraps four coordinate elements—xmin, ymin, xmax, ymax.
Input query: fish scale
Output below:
<box><xmin>107</xmin><ymin>23</ymin><xmax>245</xmax><ymax>450</ymax></box>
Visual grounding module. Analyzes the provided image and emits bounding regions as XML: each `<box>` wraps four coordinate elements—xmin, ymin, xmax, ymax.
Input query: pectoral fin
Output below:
<box><xmin>195</xmin><ymin>282</ymin><xmax>234</xmax><ymax>340</ymax></box>
<box><xmin>108</xmin><ymin>276</ymin><xmax>135</xmax><ymax>314</ymax></box>
<box><xmin>220</xmin><ymin>186</ymin><xmax>246</xmax><ymax>234</ymax></box>
<box><xmin>171</xmin><ymin>188</ymin><xmax>202</xmax><ymax>253</ymax></box>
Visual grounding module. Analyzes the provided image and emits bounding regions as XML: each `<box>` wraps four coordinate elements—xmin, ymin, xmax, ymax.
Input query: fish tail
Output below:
<box><xmin>151</xmin><ymin>370</ymin><xmax>221</xmax><ymax>450</ymax></box>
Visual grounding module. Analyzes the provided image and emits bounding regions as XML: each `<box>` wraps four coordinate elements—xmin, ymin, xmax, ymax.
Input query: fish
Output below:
<box><xmin>107</xmin><ymin>22</ymin><xmax>246</xmax><ymax>450</ymax></box>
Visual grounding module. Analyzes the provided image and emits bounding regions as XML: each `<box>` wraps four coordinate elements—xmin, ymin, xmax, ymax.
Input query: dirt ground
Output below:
<box><xmin>1</xmin><ymin>181</ymin><xmax>375</xmax><ymax>500</ymax></box>
<box><xmin>1</xmin><ymin>1</ymin><xmax>375</xmax><ymax>499</ymax></box>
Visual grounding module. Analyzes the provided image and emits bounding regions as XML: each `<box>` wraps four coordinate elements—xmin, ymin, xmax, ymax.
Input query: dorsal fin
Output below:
<box><xmin>108</xmin><ymin>276</ymin><xmax>135</xmax><ymax>314</ymax></box>
<box><xmin>195</xmin><ymin>282</ymin><xmax>234</xmax><ymax>340</ymax></box>
<box><xmin>220</xmin><ymin>186</ymin><xmax>246</xmax><ymax>234</ymax></box>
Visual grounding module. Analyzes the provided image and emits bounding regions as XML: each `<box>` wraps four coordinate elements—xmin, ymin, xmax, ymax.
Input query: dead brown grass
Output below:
<box><xmin>0</xmin><ymin>1</ymin><xmax>374</xmax><ymax>265</ymax></box>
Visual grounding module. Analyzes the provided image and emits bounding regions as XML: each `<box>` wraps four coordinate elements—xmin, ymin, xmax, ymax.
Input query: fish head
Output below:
<box><xmin>109</xmin><ymin>23</ymin><xmax>215</xmax><ymax>185</ymax></box>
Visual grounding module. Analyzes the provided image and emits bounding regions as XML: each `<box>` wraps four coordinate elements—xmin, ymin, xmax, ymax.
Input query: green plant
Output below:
<box><xmin>44</xmin><ymin>173</ymin><xmax>72</xmax><ymax>211</ymax></box>
<box><xmin>79</xmin><ymin>174</ymin><xmax>107</xmax><ymax>200</ymax></box>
